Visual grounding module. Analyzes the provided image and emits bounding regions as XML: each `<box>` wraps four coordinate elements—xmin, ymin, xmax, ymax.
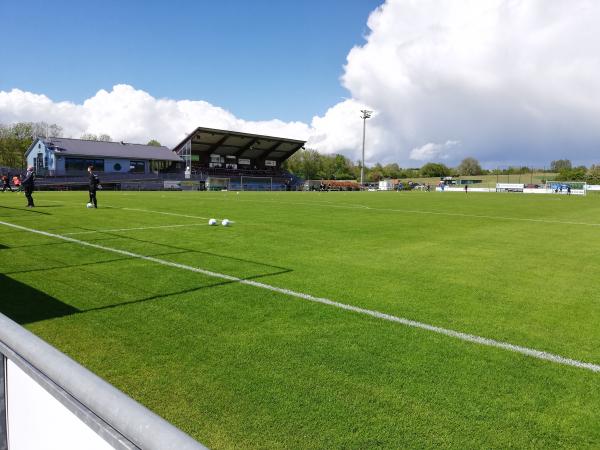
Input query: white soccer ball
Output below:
<box><xmin>208</xmin><ymin>218</ymin><xmax>217</xmax><ymax>226</ymax></box>
<box><xmin>222</xmin><ymin>219</ymin><xmax>230</xmax><ymax>227</ymax></box>
<box><xmin>86</xmin><ymin>203</ymin><xmax>93</xmax><ymax>208</ymax></box>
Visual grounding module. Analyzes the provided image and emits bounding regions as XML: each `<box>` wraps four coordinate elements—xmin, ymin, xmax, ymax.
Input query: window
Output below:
<box><xmin>65</xmin><ymin>158</ymin><xmax>105</xmax><ymax>172</ymax></box>
<box><xmin>130</xmin><ymin>160</ymin><xmax>145</xmax><ymax>173</ymax></box>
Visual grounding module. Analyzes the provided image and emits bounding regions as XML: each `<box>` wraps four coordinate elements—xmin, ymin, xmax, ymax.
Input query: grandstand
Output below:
<box><xmin>23</xmin><ymin>128</ymin><xmax>305</xmax><ymax>191</ymax></box>
<box><xmin>172</xmin><ymin>127</ymin><xmax>305</xmax><ymax>191</ymax></box>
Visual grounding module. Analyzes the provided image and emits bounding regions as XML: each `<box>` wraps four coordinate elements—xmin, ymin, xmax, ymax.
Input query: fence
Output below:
<box><xmin>0</xmin><ymin>313</ymin><xmax>207</xmax><ymax>450</ymax></box>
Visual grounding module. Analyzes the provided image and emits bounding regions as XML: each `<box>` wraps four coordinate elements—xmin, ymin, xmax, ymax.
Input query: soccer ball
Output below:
<box><xmin>222</xmin><ymin>219</ymin><xmax>230</xmax><ymax>227</ymax></box>
<box><xmin>208</xmin><ymin>218</ymin><xmax>217</xmax><ymax>226</ymax></box>
<box><xmin>86</xmin><ymin>203</ymin><xmax>93</xmax><ymax>208</ymax></box>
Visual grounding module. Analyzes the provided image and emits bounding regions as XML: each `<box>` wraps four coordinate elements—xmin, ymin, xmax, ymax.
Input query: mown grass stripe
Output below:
<box><xmin>1</xmin><ymin>219</ymin><xmax>598</xmax><ymax>373</ymax></box>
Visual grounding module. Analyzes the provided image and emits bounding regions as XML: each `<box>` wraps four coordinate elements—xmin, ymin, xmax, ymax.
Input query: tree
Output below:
<box><xmin>586</xmin><ymin>165</ymin><xmax>600</xmax><ymax>185</ymax></box>
<box><xmin>368</xmin><ymin>164</ymin><xmax>384</xmax><ymax>181</ymax></box>
<box><xmin>420</xmin><ymin>162</ymin><xmax>451</xmax><ymax>178</ymax></box>
<box><xmin>382</xmin><ymin>163</ymin><xmax>402</xmax><ymax>179</ymax></box>
<box><xmin>558</xmin><ymin>165</ymin><xmax>586</xmax><ymax>181</ymax></box>
<box><xmin>147</xmin><ymin>139</ymin><xmax>162</xmax><ymax>147</ymax></box>
<box><xmin>301</xmin><ymin>149</ymin><xmax>323</xmax><ymax>180</ymax></box>
<box><xmin>282</xmin><ymin>148</ymin><xmax>323</xmax><ymax>180</ymax></box>
<box><xmin>0</xmin><ymin>121</ymin><xmax>63</xmax><ymax>169</ymax></box>
<box><xmin>328</xmin><ymin>154</ymin><xmax>354</xmax><ymax>180</ymax></box>
<box><xmin>550</xmin><ymin>159</ymin><xmax>572</xmax><ymax>172</ymax></box>
<box><xmin>317</xmin><ymin>154</ymin><xmax>336</xmax><ymax>179</ymax></box>
<box><xmin>80</xmin><ymin>133</ymin><xmax>111</xmax><ymax>141</ymax></box>
<box><xmin>457</xmin><ymin>157</ymin><xmax>482</xmax><ymax>176</ymax></box>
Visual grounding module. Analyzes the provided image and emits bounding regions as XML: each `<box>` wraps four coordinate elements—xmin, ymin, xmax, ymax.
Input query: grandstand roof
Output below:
<box><xmin>172</xmin><ymin>127</ymin><xmax>306</xmax><ymax>162</ymax></box>
<box><xmin>26</xmin><ymin>138</ymin><xmax>182</xmax><ymax>161</ymax></box>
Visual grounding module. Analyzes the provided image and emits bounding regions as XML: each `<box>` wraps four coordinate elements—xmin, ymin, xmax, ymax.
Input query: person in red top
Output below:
<box><xmin>12</xmin><ymin>176</ymin><xmax>21</xmax><ymax>191</ymax></box>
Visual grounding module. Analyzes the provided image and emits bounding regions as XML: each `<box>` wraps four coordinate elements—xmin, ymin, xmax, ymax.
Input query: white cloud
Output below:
<box><xmin>333</xmin><ymin>0</ymin><xmax>600</xmax><ymax>166</ymax></box>
<box><xmin>0</xmin><ymin>85</ymin><xmax>312</xmax><ymax>148</ymax></box>
<box><xmin>2</xmin><ymin>0</ymin><xmax>600</xmax><ymax>167</ymax></box>
<box><xmin>410</xmin><ymin>140</ymin><xmax>461</xmax><ymax>161</ymax></box>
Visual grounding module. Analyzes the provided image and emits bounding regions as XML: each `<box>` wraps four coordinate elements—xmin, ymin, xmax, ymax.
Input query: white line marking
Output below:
<box><xmin>118</xmin><ymin>207</ymin><xmax>235</xmax><ymax>223</ymax></box>
<box><xmin>1</xmin><ymin>219</ymin><xmax>598</xmax><ymax>373</ymax></box>
<box><xmin>40</xmin><ymin>201</ymin><xmax>229</xmax><ymax>222</ymax></box>
<box><xmin>122</xmin><ymin>207</ymin><xmax>210</xmax><ymax>220</ymax></box>
<box><xmin>63</xmin><ymin>223</ymin><xmax>208</xmax><ymax>235</ymax></box>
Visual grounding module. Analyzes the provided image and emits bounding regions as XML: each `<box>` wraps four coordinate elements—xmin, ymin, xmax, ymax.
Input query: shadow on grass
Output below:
<box><xmin>0</xmin><ymin>205</ymin><xmax>51</xmax><ymax>215</ymax></box>
<box><xmin>0</xmin><ymin>228</ymin><xmax>294</xmax><ymax>323</ymax></box>
<box><xmin>78</xmin><ymin>278</ymin><xmax>247</xmax><ymax>314</ymax></box>
<box><xmin>2</xmin><ymin>250</ymin><xmax>190</xmax><ymax>276</ymax></box>
<box><xmin>0</xmin><ymin>267</ymin><xmax>289</xmax><ymax>324</ymax></box>
<box><xmin>0</xmin><ymin>273</ymin><xmax>80</xmax><ymax>324</ymax></box>
<box><xmin>87</xmin><ymin>229</ymin><xmax>293</xmax><ymax>273</ymax></box>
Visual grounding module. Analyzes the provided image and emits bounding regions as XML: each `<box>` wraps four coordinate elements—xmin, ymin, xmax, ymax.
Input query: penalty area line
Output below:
<box><xmin>0</xmin><ymin>219</ymin><xmax>598</xmax><ymax>374</ymax></box>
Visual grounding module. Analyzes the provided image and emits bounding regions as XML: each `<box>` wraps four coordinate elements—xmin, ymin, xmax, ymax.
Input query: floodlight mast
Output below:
<box><xmin>360</xmin><ymin>109</ymin><xmax>373</xmax><ymax>188</ymax></box>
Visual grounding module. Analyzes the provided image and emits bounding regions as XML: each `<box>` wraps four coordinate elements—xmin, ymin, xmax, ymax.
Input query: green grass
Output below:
<box><xmin>1</xmin><ymin>189</ymin><xmax>599</xmax><ymax>449</ymax></box>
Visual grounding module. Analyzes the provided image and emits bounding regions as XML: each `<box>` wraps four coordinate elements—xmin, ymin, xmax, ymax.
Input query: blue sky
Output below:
<box><xmin>2</xmin><ymin>1</ymin><xmax>600</xmax><ymax>166</ymax></box>
<box><xmin>1</xmin><ymin>0</ymin><xmax>382</xmax><ymax>122</ymax></box>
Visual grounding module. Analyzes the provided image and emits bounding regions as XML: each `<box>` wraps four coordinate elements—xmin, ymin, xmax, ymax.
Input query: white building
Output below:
<box><xmin>25</xmin><ymin>138</ymin><xmax>182</xmax><ymax>176</ymax></box>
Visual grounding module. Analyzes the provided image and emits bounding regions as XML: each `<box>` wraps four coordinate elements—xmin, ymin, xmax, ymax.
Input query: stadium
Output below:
<box><xmin>2</xmin><ymin>1</ymin><xmax>600</xmax><ymax>448</ymax></box>
<box><xmin>1</xmin><ymin>141</ymin><xmax>600</xmax><ymax>448</ymax></box>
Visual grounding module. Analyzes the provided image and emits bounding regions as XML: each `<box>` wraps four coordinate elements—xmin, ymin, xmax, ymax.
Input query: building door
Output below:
<box><xmin>36</xmin><ymin>153</ymin><xmax>44</xmax><ymax>173</ymax></box>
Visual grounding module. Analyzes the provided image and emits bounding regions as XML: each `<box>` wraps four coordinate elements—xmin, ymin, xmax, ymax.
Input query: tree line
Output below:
<box><xmin>284</xmin><ymin>149</ymin><xmax>600</xmax><ymax>183</ymax></box>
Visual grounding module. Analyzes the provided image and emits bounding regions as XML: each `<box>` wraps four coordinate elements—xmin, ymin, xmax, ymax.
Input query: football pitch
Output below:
<box><xmin>1</xmin><ymin>190</ymin><xmax>599</xmax><ymax>448</ymax></box>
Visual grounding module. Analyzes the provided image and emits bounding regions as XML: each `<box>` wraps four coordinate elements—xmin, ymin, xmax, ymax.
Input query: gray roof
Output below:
<box><xmin>172</xmin><ymin>127</ymin><xmax>305</xmax><ymax>162</ymax></box>
<box><xmin>30</xmin><ymin>138</ymin><xmax>182</xmax><ymax>162</ymax></box>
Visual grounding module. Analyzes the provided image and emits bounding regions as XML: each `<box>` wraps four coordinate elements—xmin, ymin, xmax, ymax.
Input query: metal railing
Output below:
<box><xmin>0</xmin><ymin>313</ymin><xmax>208</xmax><ymax>450</ymax></box>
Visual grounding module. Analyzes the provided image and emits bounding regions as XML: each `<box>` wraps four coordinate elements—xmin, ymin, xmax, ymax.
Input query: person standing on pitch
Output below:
<box><xmin>87</xmin><ymin>165</ymin><xmax>100</xmax><ymax>208</ymax></box>
<box><xmin>1</xmin><ymin>175</ymin><xmax>13</xmax><ymax>192</ymax></box>
<box><xmin>21</xmin><ymin>166</ymin><xmax>35</xmax><ymax>207</ymax></box>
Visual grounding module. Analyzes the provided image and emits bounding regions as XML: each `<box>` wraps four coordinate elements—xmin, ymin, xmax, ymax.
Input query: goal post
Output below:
<box><xmin>545</xmin><ymin>181</ymin><xmax>587</xmax><ymax>196</ymax></box>
<box><xmin>204</xmin><ymin>176</ymin><xmax>276</xmax><ymax>191</ymax></box>
<box><xmin>205</xmin><ymin>177</ymin><xmax>230</xmax><ymax>191</ymax></box>
<box><xmin>240</xmin><ymin>176</ymin><xmax>273</xmax><ymax>191</ymax></box>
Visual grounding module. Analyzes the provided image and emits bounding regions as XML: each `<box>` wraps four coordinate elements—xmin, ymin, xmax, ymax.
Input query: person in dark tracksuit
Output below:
<box><xmin>88</xmin><ymin>165</ymin><xmax>100</xmax><ymax>208</ymax></box>
<box><xmin>21</xmin><ymin>167</ymin><xmax>35</xmax><ymax>207</ymax></box>
<box><xmin>1</xmin><ymin>175</ymin><xmax>13</xmax><ymax>192</ymax></box>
